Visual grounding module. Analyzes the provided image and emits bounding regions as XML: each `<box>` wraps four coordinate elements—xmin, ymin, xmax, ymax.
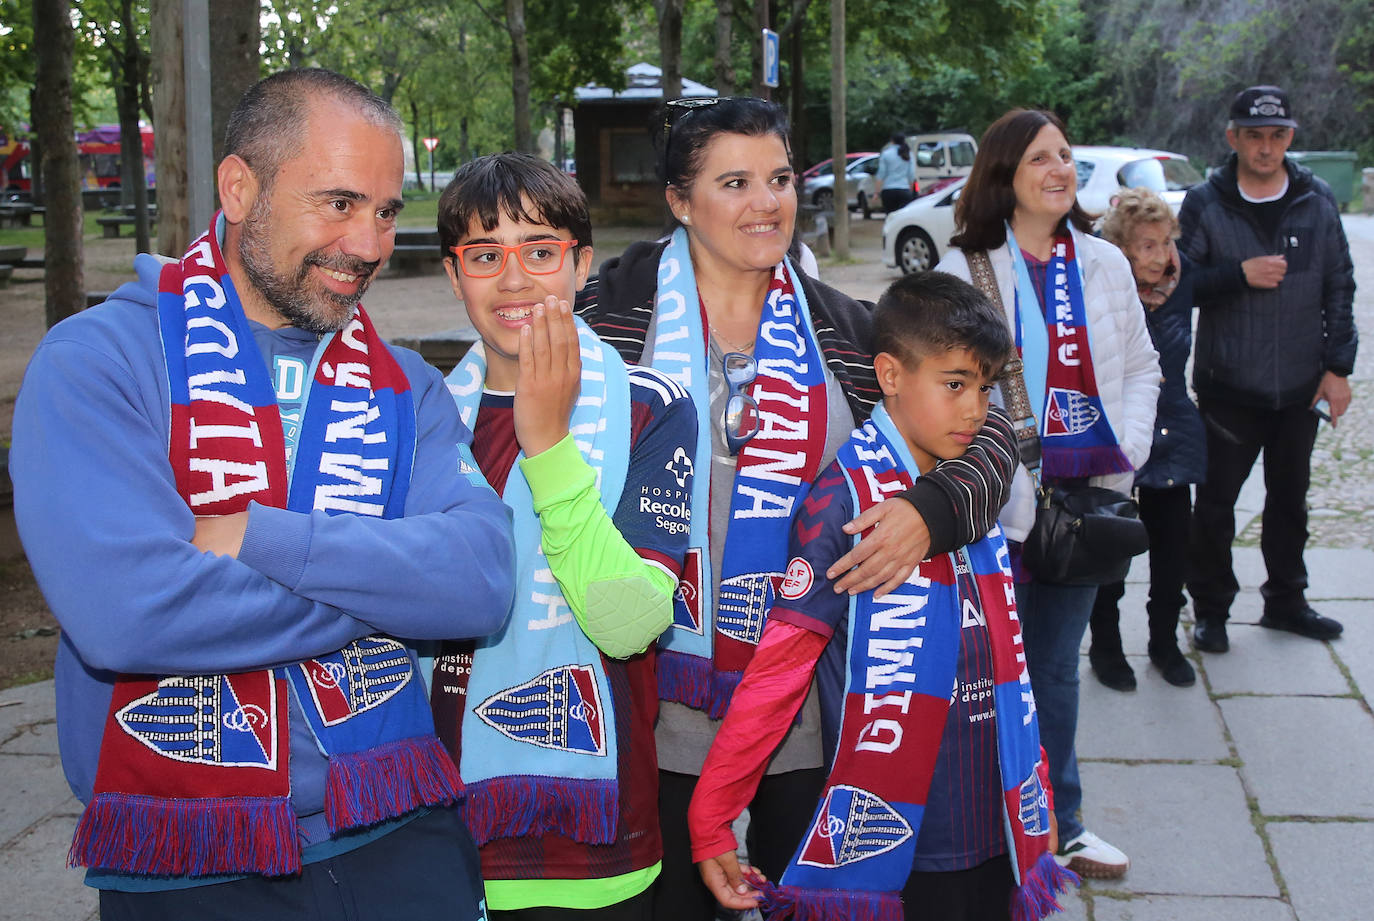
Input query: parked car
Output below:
<box><xmin>802</xmin><ymin>152</ymin><xmax>881</xmax><ymax>217</ymax></box>
<box><xmin>906</xmin><ymin>132</ymin><xmax>978</xmax><ymax>193</ymax></box>
<box><xmin>800</xmin><ymin>152</ymin><xmax>875</xmax><ymax>182</ymax></box>
<box><xmin>1073</xmin><ymin>146</ymin><xmax>1204</xmax><ymax>215</ymax></box>
<box><xmin>881</xmin><ymin>177</ymin><xmax>966</xmax><ymax>275</ymax></box>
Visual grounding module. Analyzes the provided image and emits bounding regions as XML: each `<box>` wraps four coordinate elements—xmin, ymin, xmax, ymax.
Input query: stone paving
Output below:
<box><xmin>1</xmin><ymin>216</ymin><xmax>1370</xmax><ymax>920</ymax></box>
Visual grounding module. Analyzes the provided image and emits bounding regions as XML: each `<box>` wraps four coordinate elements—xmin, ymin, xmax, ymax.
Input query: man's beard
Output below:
<box><xmin>238</xmin><ymin>194</ymin><xmax>381</xmax><ymax>334</ymax></box>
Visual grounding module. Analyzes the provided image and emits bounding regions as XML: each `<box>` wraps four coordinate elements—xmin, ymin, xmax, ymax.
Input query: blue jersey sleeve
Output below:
<box><xmin>768</xmin><ymin>461</ymin><xmax>852</xmax><ymax>638</ymax></box>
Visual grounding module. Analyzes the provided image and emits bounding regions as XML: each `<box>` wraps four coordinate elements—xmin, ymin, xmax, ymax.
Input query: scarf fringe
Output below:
<box><xmin>1039</xmin><ymin>441</ymin><xmax>1133</xmax><ymax>480</ymax></box>
<box><xmin>325</xmin><ymin>735</ymin><xmax>464</xmax><ymax>833</ymax></box>
<box><xmin>1011</xmin><ymin>852</ymin><xmax>1080</xmax><ymax>921</ymax></box>
<box><xmin>462</xmin><ymin>775</ymin><xmax>618</xmax><ymax>847</ymax></box>
<box><xmin>758</xmin><ymin>879</ymin><xmax>903</xmax><ymax>921</ymax></box>
<box><xmin>656</xmin><ymin>650</ymin><xmax>742</xmax><ymax>719</ymax></box>
<box><xmin>69</xmin><ymin>792</ymin><xmax>298</xmax><ymax>877</ymax></box>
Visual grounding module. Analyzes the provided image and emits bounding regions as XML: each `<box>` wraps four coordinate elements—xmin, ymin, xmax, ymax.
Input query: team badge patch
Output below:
<box><xmin>779</xmin><ymin>557</ymin><xmax>814</xmax><ymax>601</ymax></box>
<box><xmin>474</xmin><ymin>664</ymin><xmax>607</xmax><ymax>755</ymax></box>
<box><xmin>798</xmin><ymin>784</ymin><xmax>913</xmax><ymax>868</ymax></box>
<box><xmin>1043</xmin><ymin>387</ymin><xmax>1101</xmax><ymax>437</ymax></box>
<box><xmin>716</xmin><ymin>572</ymin><xmax>779</xmax><ymax>646</ymax></box>
<box><xmin>673</xmin><ymin>547</ymin><xmax>705</xmax><ymax>634</ymax></box>
<box><xmin>300</xmin><ymin>637</ymin><xmax>413</xmax><ymax>727</ymax></box>
<box><xmin>1018</xmin><ymin>770</ymin><xmax>1049</xmax><ymax>836</ymax></box>
<box><xmin>116</xmin><ymin>673</ymin><xmax>279</xmax><ymax>769</ymax></box>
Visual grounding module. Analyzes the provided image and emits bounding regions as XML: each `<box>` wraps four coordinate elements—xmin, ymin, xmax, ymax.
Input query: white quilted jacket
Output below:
<box><xmin>938</xmin><ymin>226</ymin><xmax>1161</xmax><ymax>542</ymax></box>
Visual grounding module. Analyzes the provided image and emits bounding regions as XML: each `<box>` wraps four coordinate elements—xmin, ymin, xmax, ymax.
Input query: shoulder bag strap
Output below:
<box><xmin>968</xmin><ymin>250</ymin><xmax>1042</xmax><ymax>481</ymax></box>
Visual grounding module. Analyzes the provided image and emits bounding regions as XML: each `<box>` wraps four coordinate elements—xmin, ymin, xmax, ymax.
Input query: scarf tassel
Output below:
<box><xmin>325</xmin><ymin>735</ymin><xmax>464</xmax><ymax>833</ymax></box>
<box><xmin>657</xmin><ymin>649</ymin><xmax>743</xmax><ymax>719</ymax></box>
<box><xmin>69</xmin><ymin>792</ymin><xmax>298</xmax><ymax>877</ymax></box>
<box><xmin>462</xmin><ymin>775</ymin><xmax>618</xmax><ymax>847</ymax></box>
<box><xmin>1011</xmin><ymin>852</ymin><xmax>1080</xmax><ymax>921</ymax></box>
<box><xmin>1040</xmin><ymin>443</ymin><xmax>1133</xmax><ymax>480</ymax></box>
<box><xmin>757</xmin><ymin>879</ymin><xmax>904</xmax><ymax>921</ymax></box>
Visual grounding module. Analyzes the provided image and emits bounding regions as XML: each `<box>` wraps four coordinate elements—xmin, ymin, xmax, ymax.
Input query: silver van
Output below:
<box><xmin>906</xmin><ymin>133</ymin><xmax>978</xmax><ymax>194</ymax></box>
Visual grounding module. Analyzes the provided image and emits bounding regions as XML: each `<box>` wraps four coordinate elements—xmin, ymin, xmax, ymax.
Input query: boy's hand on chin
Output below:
<box><xmin>514</xmin><ymin>296</ymin><xmax>581</xmax><ymax>457</ymax></box>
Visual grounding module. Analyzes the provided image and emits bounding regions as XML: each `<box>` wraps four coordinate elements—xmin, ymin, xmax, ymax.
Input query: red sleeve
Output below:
<box><xmin>687</xmin><ymin>620</ymin><xmax>829</xmax><ymax>863</ymax></box>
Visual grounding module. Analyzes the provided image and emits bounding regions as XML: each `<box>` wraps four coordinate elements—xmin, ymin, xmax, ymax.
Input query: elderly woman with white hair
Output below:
<box><xmin>1086</xmin><ymin>187</ymin><xmax>1246</xmax><ymax>692</ymax></box>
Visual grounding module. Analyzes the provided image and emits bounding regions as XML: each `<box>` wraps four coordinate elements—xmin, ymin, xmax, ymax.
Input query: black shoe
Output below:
<box><xmin>1089</xmin><ymin>648</ymin><xmax>1137</xmax><ymax>691</ymax></box>
<box><xmin>1259</xmin><ymin>605</ymin><xmax>1343</xmax><ymax>641</ymax></box>
<box><xmin>1192</xmin><ymin>617</ymin><xmax>1229</xmax><ymax>653</ymax></box>
<box><xmin>1148</xmin><ymin>642</ymin><xmax>1197</xmax><ymax>687</ymax></box>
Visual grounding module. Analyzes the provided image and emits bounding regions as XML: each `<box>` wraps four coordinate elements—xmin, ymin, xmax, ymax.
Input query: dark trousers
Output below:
<box><xmin>654</xmin><ymin>767</ymin><xmax>826</xmax><ymax>921</ymax></box>
<box><xmin>881</xmin><ymin>188</ymin><xmax>915</xmax><ymax>213</ymax></box>
<box><xmin>902</xmin><ymin>853</ymin><xmax>1013</xmax><ymax>921</ymax></box>
<box><xmin>98</xmin><ymin>807</ymin><xmax>487</xmax><ymax>921</ymax></box>
<box><xmin>1187</xmin><ymin>398</ymin><xmax>1319</xmax><ymax>621</ymax></box>
<box><xmin>1091</xmin><ymin>483</ymin><xmax>1194</xmax><ymax>652</ymax></box>
<box><xmin>490</xmin><ymin>887</ymin><xmax>652</xmax><ymax>921</ymax></box>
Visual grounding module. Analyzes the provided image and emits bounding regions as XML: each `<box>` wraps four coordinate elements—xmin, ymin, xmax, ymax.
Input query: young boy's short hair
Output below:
<box><xmin>437</xmin><ymin>152</ymin><xmax>592</xmax><ymax>259</ymax></box>
<box><xmin>871</xmin><ymin>271</ymin><xmax>1013</xmax><ymax>378</ymax></box>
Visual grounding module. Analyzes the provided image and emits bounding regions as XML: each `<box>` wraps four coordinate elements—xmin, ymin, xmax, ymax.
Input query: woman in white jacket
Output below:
<box><xmin>937</xmin><ymin>109</ymin><xmax>1159</xmax><ymax>882</ymax></box>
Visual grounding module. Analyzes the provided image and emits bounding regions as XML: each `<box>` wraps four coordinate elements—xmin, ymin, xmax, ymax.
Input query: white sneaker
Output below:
<box><xmin>1054</xmin><ymin>829</ymin><xmax>1130</xmax><ymax>879</ymax></box>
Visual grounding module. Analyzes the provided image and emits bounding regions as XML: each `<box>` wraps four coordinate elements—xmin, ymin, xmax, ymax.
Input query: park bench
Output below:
<box><xmin>0</xmin><ymin>204</ymin><xmax>34</xmax><ymax>228</ymax></box>
<box><xmin>384</xmin><ymin>243</ymin><xmax>445</xmax><ymax>276</ymax></box>
<box><xmin>96</xmin><ymin>214</ymin><xmax>157</xmax><ymax>238</ymax></box>
<box><xmin>0</xmin><ymin>245</ymin><xmax>26</xmax><ymax>285</ymax></box>
<box><xmin>391</xmin><ymin>325</ymin><xmax>481</xmax><ymax>374</ymax></box>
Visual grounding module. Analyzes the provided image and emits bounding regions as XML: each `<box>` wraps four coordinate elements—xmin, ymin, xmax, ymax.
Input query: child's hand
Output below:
<box><xmin>828</xmin><ymin>498</ymin><xmax>931</xmax><ymax>598</ymax></box>
<box><xmin>696</xmin><ymin>850</ymin><xmax>763</xmax><ymax>910</ymax></box>
<box><xmin>513</xmin><ymin>296</ymin><xmax>581</xmax><ymax>457</ymax></box>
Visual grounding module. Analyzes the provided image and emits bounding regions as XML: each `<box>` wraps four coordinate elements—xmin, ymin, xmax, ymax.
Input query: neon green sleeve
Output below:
<box><xmin>520</xmin><ymin>434</ymin><xmax>675</xmax><ymax>658</ymax></box>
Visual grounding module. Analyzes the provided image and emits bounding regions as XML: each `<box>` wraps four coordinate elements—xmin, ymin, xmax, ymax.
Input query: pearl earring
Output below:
<box><xmin>680</xmin><ymin>214</ymin><xmax>691</xmax><ymax>224</ymax></box>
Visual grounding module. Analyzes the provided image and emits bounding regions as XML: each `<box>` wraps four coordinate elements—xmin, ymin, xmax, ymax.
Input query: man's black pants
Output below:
<box><xmin>1187</xmin><ymin>397</ymin><xmax>1320</xmax><ymax>622</ymax></box>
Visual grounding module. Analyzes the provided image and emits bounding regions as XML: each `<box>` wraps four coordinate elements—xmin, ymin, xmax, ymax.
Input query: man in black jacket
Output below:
<box><xmin>1179</xmin><ymin>85</ymin><xmax>1358</xmax><ymax>653</ymax></box>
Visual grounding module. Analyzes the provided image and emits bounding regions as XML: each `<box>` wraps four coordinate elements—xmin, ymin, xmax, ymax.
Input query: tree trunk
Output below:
<box><xmin>829</xmin><ymin>0</ymin><xmax>847</xmax><ymax>258</ymax></box>
<box><xmin>713</xmin><ymin>0</ymin><xmax>733</xmax><ymax>95</ymax></box>
<box><xmin>34</xmin><ymin>0</ymin><xmax>84</xmax><ymax>327</ymax></box>
<box><xmin>410</xmin><ymin>99</ymin><xmax>424</xmax><ymax>191</ymax></box>
<box><xmin>117</xmin><ymin>0</ymin><xmax>151</xmax><ymax>254</ymax></box>
<box><xmin>151</xmin><ymin>0</ymin><xmax>189</xmax><ymax>255</ymax></box>
<box><xmin>655</xmin><ymin>0</ymin><xmax>685</xmax><ymax>100</ymax></box>
<box><xmin>752</xmin><ymin>0</ymin><xmax>769</xmax><ymax>97</ymax></box>
<box><xmin>505</xmin><ymin>0</ymin><xmax>533</xmax><ymax>153</ymax></box>
<box><xmin>784</xmin><ymin>0</ymin><xmax>808</xmax><ymax>166</ymax></box>
<box><xmin>209</xmin><ymin>0</ymin><xmax>260</xmax><ymax>163</ymax></box>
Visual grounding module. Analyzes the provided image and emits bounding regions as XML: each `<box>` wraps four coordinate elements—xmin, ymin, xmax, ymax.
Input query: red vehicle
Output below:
<box><xmin>1</xmin><ymin>124</ymin><xmax>155</xmax><ymax>192</ymax></box>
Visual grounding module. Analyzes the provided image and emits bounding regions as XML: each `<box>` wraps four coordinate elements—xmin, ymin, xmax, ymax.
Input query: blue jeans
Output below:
<box><xmin>1015</xmin><ymin>579</ymin><xmax>1099</xmax><ymax>842</ymax></box>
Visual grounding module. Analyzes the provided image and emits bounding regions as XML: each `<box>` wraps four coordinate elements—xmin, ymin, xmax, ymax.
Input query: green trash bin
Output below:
<box><xmin>1287</xmin><ymin>151</ymin><xmax>1358</xmax><ymax>208</ymax></box>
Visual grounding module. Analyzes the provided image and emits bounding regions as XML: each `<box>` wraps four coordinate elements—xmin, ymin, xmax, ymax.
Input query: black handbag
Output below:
<box><xmin>967</xmin><ymin>251</ymin><xmax>1149</xmax><ymax>585</ymax></box>
<box><xmin>1021</xmin><ymin>484</ymin><xmax>1150</xmax><ymax>585</ymax></box>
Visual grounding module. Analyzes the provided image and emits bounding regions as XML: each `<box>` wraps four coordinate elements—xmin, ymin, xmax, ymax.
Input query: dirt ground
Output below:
<box><xmin>0</xmin><ymin>217</ymin><xmax>896</xmax><ymax>689</ymax></box>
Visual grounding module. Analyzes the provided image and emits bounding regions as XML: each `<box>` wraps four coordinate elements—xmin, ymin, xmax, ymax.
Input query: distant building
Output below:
<box><xmin>570</xmin><ymin>63</ymin><xmax>716</xmax><ymax>226</ymax></box>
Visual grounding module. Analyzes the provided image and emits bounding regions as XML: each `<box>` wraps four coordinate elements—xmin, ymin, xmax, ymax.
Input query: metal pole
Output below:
<box><xmin>183</xmin><ymin>0</ymin><xmax>213</xmax><ymax>232</ymax></box>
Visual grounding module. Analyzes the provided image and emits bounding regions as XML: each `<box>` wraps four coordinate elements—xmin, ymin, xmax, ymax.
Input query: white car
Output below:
<box><xmin>881</xmin><ymin>177</ymin><xmax>965</xmax><ymax>275</ymax></box>
<box><xmin>1073</xmin><ymin>146</ymin><xmax>1204</xmax><ymax>215</ymax></box>
<box><xmin>802</xmin><ymin>153</ymin><xmax>880</xmax><ymax>217</ymax></box>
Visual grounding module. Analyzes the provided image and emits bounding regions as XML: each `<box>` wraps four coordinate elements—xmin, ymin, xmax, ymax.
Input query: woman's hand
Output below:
<box><xmin>513</xmin><ymin>296</ymin><xmax>581</xmax><ymax>458</ymax></box>
<box><xmin>696</xmin><ymin>850</ymin><xmax>764</xmax><ymax>910</ymax></box>
<box><xmin>826</xmin><ymin>498</ymin><xmax>931</xmax><ymax>598</ymax></box>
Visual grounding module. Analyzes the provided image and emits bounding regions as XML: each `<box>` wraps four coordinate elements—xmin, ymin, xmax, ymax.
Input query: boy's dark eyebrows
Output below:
<box><xmin>457</xmin><ymin>230</ymin><xmax>567</xmax><ymax>246</ymax></box>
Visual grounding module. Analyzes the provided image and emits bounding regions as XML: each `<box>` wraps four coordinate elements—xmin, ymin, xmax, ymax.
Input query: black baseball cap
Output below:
<box><xmin>1229</xmin><ymin>86</ymin><xmax>1297</xmax><ymax>128</ymax></box>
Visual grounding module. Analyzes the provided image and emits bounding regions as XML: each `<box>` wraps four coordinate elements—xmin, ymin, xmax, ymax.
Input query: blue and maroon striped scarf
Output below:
<box><xmin>760</xmin><ymin>405</ymin><xmax>1076</xmax><ymax>921</ymax></box>
<box><xmin>70</xmin><ymin>219</ymin><xmax>461</xmax><ymax>879</ymax></box>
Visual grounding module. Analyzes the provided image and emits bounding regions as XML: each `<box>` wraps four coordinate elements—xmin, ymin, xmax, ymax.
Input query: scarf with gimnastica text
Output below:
<box><xmin>759</xmin><ymin>405</ymin><xmax>1076</xmax><ymax>921</ymax></box>
<box><xmin>69</xmin><ymin>218</ymin><xmax>462</xmax><ymax>879</ymax></box>
<box><xmin>1006</xmin><ymin>225</ymin><xmax>1132</xmax><ymax>480</ymax></box>
<box><xmin>649</xmin><ymin>227</ymin><xmax>828</xmax><ymax>718</ymax></box>
<box><xmin>436</xmin><ymin>318</ymin><xmax>630</xmax><ymax>847</ymax></box>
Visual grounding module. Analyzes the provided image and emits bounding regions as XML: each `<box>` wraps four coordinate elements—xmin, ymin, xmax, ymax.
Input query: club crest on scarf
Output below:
<box><xmin>798</xmin><ymin>785</ymin><xmax>914</xmax><ymax>869</ymax></box>
<box><xmin>473</xmin><ymin>664</ymin><xmax>607</xmax><ymax>756</ymax></box>
<box><xmin>116</xmin><ymin>673</ymin><xmax>280</xmax><ymax>769</ymax></box>
<box><xmin>1044</xmin><ymin>387</ymin><xmax>1102</xmax><ymax>437</ymax></box>
<box><xmin>300</xmin><ymin>637</ymin><xmax>414</xmax><ymax>727</ymax></box>
<box><xmin>674</xmin><ymin>547</ymin><xmax>706</xmax><ymax>634</ymax></box>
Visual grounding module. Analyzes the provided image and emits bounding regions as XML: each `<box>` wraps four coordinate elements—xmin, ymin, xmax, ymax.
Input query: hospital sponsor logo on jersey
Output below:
<box><xmin>798</xmin><ymin>785</ymin><xmax>913</xmax><ymax>868</ymax></box>
<box><xmin>640</xmin><ymin>482</ymin><xmax>691</xmax><ymax>537</ymax></box>
<box><xmin>116</xmin><ymin>673</ymin><xmax>279</xmax><ymax>769</ymax></box>
<box><xmin>665</xmin><ymin>446</ymin><xmax>693</xmax><ymax>488</ymax></box>
<box><xmin>300</xmin><ymin>637</ymin><xmax>414</xmax><ymax>727</ymax></box>
<box><xmin>779</xmin><ymin>557</ymin><xmax>814</xmax><ymax>600</ymax></box>
<box><xmin>673</xmin><ymin>547</ymin><xmax>706</xmax><ymax>634</ymax></box>
<box><xmin>1043</xmin><ymin>387</ymin><xmax>1101</xmax><ymax>437</ymax></box>
<box><xmin>474</xmin><ymin>664</ymin><xmax>607</xmax><ymax>755</ymax></box>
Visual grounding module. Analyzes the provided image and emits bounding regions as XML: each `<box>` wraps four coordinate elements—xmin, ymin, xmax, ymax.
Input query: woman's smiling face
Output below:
<box><xmin>668</xmin><ymin>131</ymin><xmax>797</xmax><ymax>276</ymax></box>
<box><xmin>1011</xmin><ymin>123</ymin><xmax>1077</xmax><ymax>227</ymax></box>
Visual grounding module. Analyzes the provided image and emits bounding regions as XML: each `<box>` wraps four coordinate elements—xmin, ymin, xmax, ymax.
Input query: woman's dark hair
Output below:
<box><xmin>655</xmin><ymin>96</ymin><xmax>791</xmax><ymax>192</ymax></box>
<box><xmin>949</xmin><ymin>108</ymin><xmax>1093</xmax><ymax>252</ymax></box>
<box><xmin>890</xmin><ymin>132</ymin><xmax>910</xmax><ymax>161</ymax></box>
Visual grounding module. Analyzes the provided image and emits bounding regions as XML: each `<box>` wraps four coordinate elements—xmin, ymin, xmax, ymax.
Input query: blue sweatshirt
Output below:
<box><xmin>11</xmin><ymin>253</ymin><xmax>516</xmax><ymax>882</ymax></box>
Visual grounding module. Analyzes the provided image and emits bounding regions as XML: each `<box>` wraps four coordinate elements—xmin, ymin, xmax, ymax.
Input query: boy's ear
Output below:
<box><xmin>573</xmin><ymin>244</ymin><xmax>594</xmax><ymax>292</ymax></box>
<box><xmin>442</xmin><ymin>256</ymin><xmax>466</xmax><ymax>302</ymax></box>
<box><xmin>873</xmin><ymin>351</ymin><xmax>903</xmax><ymax>397</ymax></box>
